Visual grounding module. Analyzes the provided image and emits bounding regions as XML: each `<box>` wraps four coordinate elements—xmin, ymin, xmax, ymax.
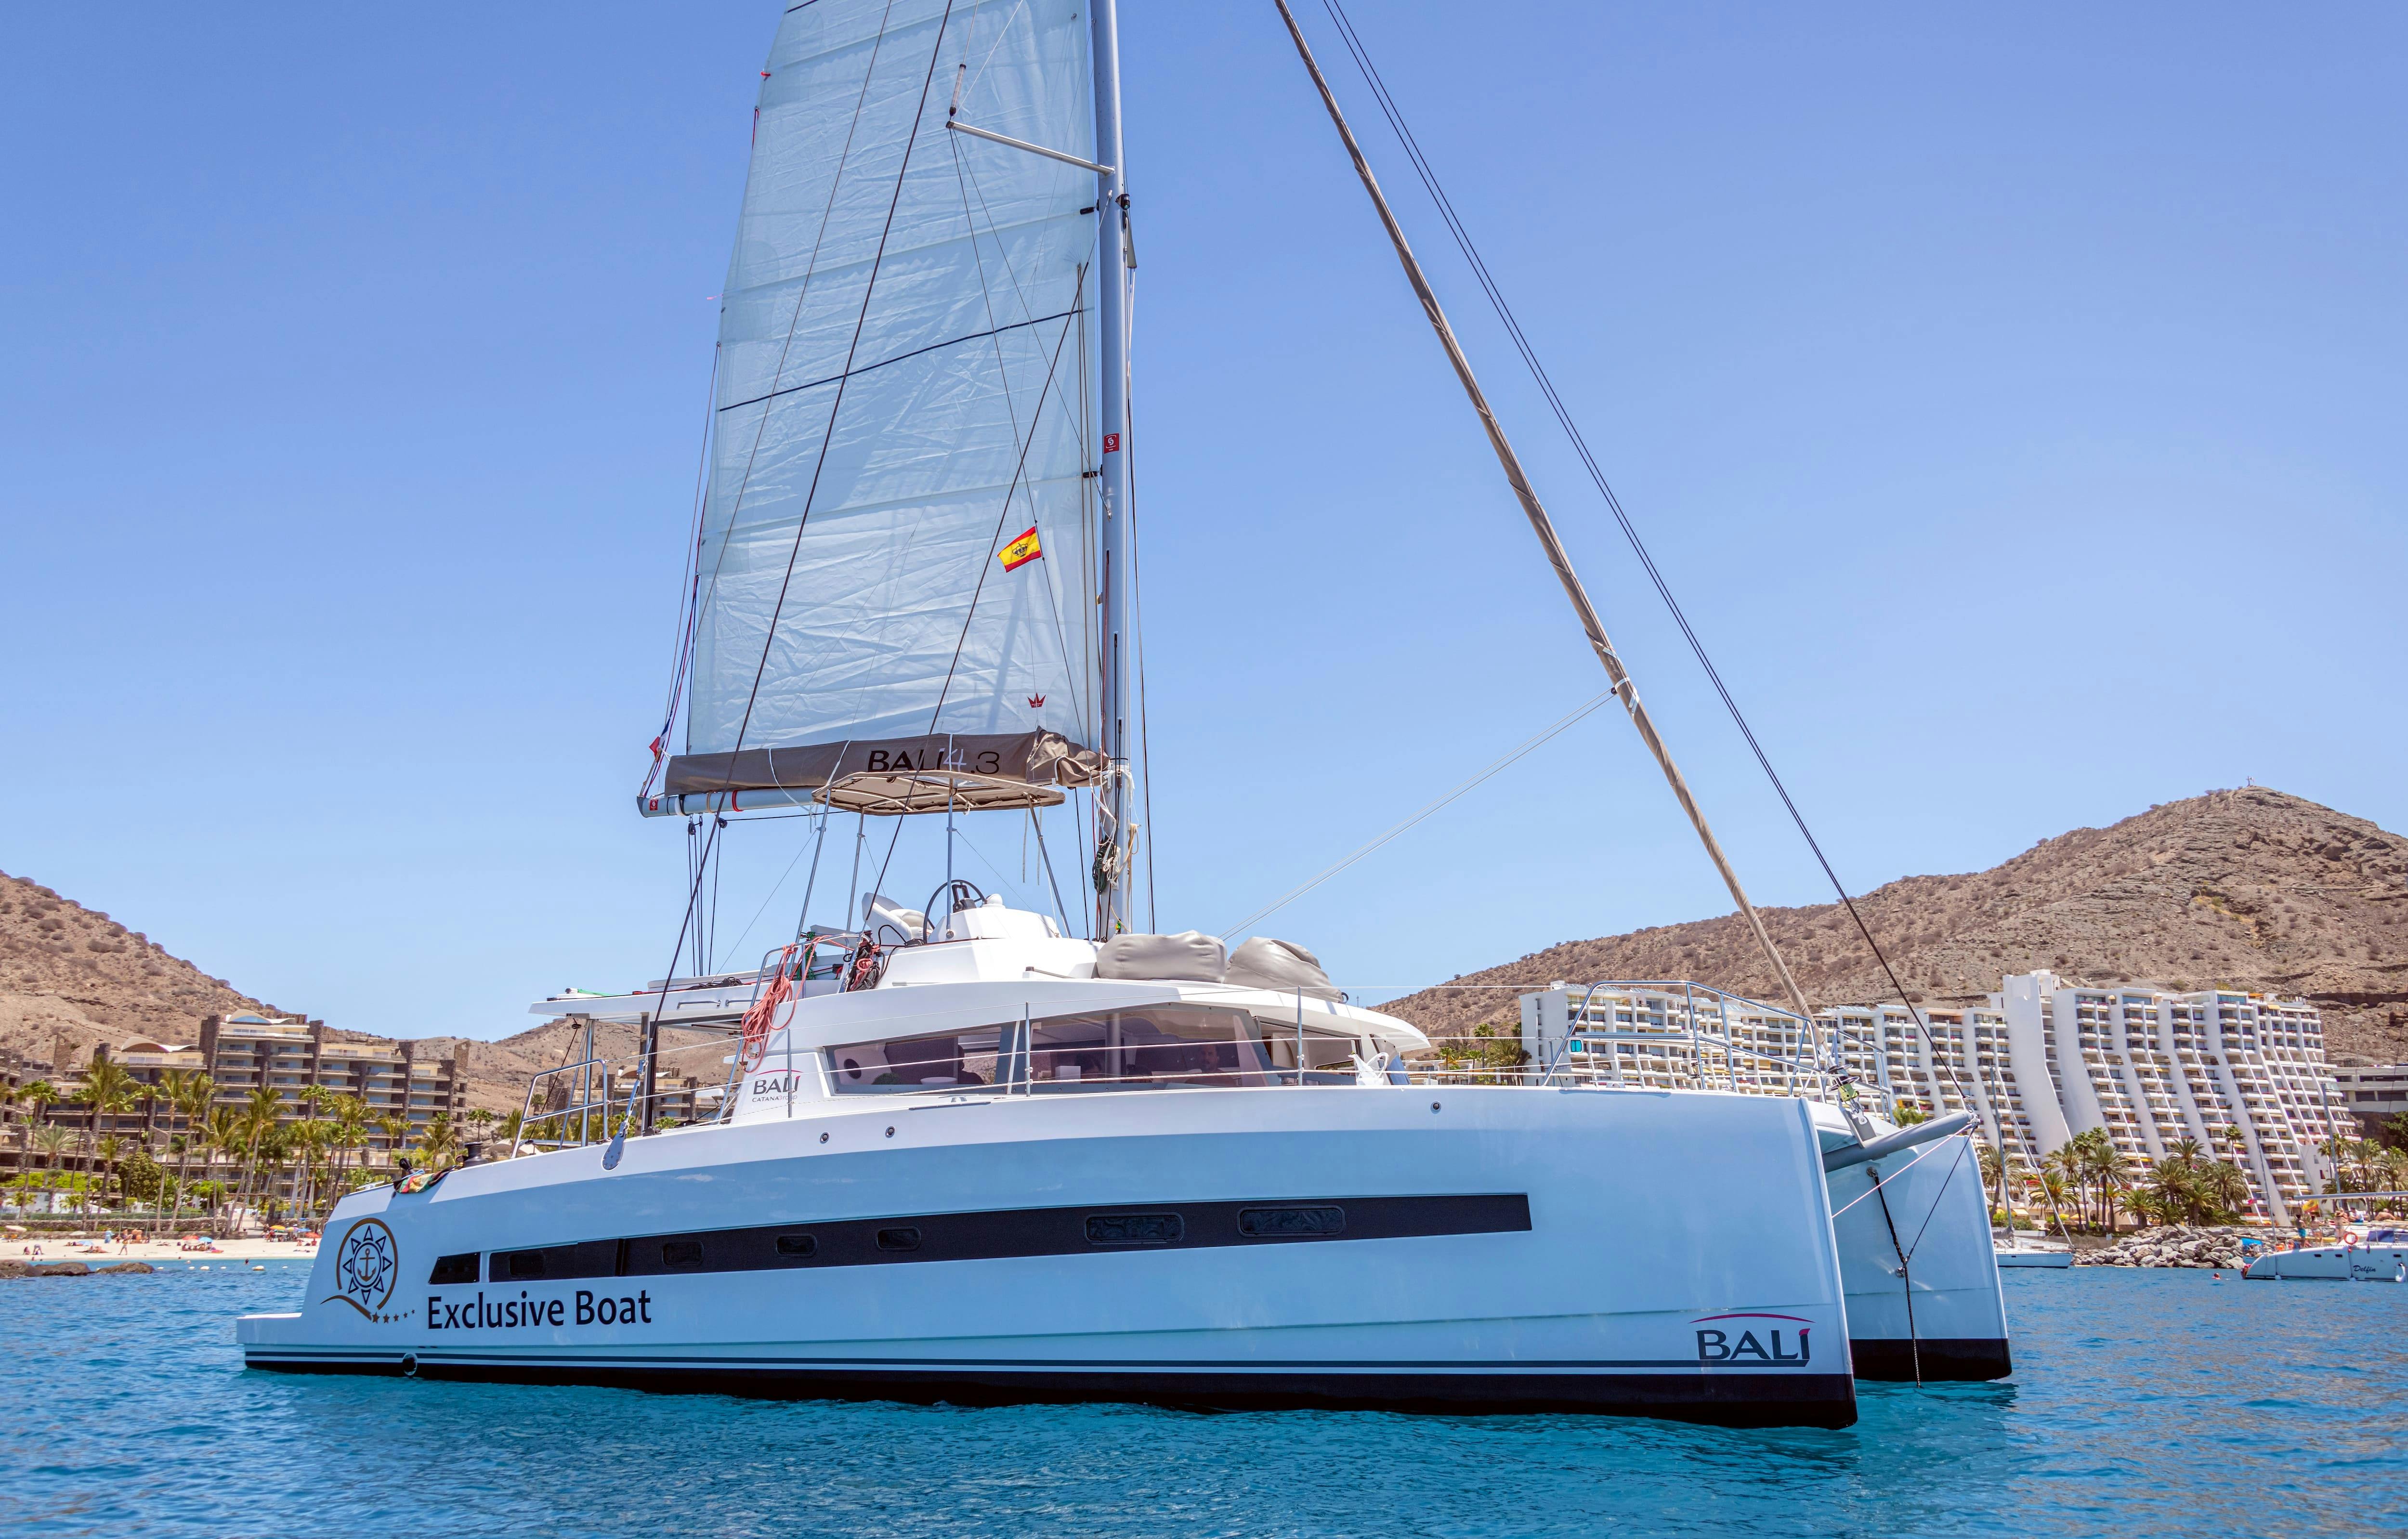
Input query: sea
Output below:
<box><xmin>5</xmin><ymin>1264</ymin><xmax>2404</xmax><ymax>1538</ymax></box>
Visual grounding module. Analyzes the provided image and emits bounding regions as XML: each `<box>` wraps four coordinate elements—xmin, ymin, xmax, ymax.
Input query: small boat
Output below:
<box><xmin>2244</xmin><ymin>1224</ymin><xmax>2408</xmax><ymax>1281</ymax></box>
<box><xmin>1991</xmin><ymin>1233</ymin><xmax>2074</xmax><ymax>1269</ymax></box>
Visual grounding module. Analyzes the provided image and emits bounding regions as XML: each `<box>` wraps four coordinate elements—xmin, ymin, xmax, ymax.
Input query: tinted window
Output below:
<box><xmin>1032</xmin><ymin>1006</ymin><xmax>1272</xmax><ymax>1090</ymax></box>
<box><xmin>876</xmin><ymin>1226</ymin><xmax>922</xmax><ymax>1252</ymax></box>
<box><xmin>1239</xmin><ymin>1205</ymin><xmax>1346</xmax><ymax>1239</ymax></box>
<box><xmin>1086</xmin><ymin>1213</ymin><xmax>1183</xmax><ymax>1246</ymax></box>
<box><xmin>501</xmin><ymin>1249</ymin><xmax>545</xmax><ymax>1279</ymax></box>
<box><xmin>428</xmin><ymin>1252</ymin><xmax>478</xmax><ymax>1285</ymax></box>
<box><xmin>774</xmin><ymin>1233</ymin><xmax>817</xmax><ymax>1259</ymax></box>
<box><xmin>828</xmin><ymin>1004</ymin><xmax>1272</xmax><ymax>1094</ymax></box>
<box><xmin>661</xmin><ymin>1240</ymin><xmax>703</xmax><ymax>1270</ymax></box>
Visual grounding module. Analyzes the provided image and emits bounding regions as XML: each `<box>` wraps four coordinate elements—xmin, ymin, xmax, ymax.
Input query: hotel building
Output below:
<box><xmin>1519</xmin><ymin>970</ymin><xmax>2351</xmax><ymax>1223</ymax></box>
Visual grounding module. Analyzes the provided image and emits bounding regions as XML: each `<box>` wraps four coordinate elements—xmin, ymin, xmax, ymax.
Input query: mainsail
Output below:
<box><xmin>650</xmin><ymin>0</ymin><xmax>1104</xmax><ymax>817</ymax></box>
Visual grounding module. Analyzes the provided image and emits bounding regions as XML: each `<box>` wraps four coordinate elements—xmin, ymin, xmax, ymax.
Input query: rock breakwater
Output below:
<box><xmin>2073</xmin><ymin>1226</ymin><xmax>2252</xmax><ymax>1269</ymax></box>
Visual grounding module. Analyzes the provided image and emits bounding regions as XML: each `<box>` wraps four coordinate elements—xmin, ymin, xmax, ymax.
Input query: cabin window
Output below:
<box><xmin>827</xmin><ymin>1030</ymin><xmax>992</xmax><ymax>1091</ymax></box>
<box><xmin>661</xmin><ymin>1240</ymin><xmax>704</xmax><ymax>1270</ymax></box>
<box><xmin>825</xmin><ymin>1005</ymin><xmax>1273</xmax><ymax>1093</ymax></box>
<box><xmin>428</xmin><ymin>1252</ymin><xmax>479</xmax><ymax>1285</ymax></box>
<box><xmin>876</xmin><ymin>1226</ymin><xmax>922</xmax><ymax>1252</ymax></box>
<box><xmin>774</xmin><ymin>1233</ymin><xmax>817</xmax><ymax>1259</ymax></box>
<box><xmin>1029</xmin><ymin>1006</ymin><xmax>1273</xmax><ymax>1090</ymax></box>
<box><xmin>1086</xmin><ymin>1213</ymin><xmax>1183</xmax><ymax>1246</ymax></box>
<box><xmin>1250</xmin><ymin>1019</ymin><xmax>1364</xmax><ymax>1079</ymax></box>
<box><xmin>1239</xmin><ymin>1205</ymin><xmax>1347</xmax><ymax>1239</ymax></box>
<box><xmin>501</xmin><ymin>1250</ymin><xmax>545</xmax><ymax>1280</ymax></box>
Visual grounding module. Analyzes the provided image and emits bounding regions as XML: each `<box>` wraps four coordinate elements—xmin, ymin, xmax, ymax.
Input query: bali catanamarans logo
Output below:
<box><xmin>324</xmin><ymin>1217</ymin><xmax>400</xmax><ymax>1320</ymax></box>
<box><xmin>1692</xmin><ymin>1312</ymin><xmax>1812</xmax><ymax>1364</ymax></box>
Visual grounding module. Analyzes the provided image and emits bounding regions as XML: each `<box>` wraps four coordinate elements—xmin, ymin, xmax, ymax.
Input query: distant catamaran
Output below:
<box><xmin>238</xmin><ymin>0</ymin><xmax>2007</xmax><ymax>1421</ymax></box>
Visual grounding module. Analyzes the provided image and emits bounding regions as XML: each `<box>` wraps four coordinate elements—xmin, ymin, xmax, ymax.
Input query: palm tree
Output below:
<box><xmin>91</xmin><ymin>1133</ymin><xmax>126</xmax><ymax>1213</ymax></box>
<box><xmin>74</xmin><ymin>1054</ymin><xmax>139</xmax><ymax>1170</ymax></box>
<box><xmin>331</xmin><ymin>1094</ymin><xmax>368</xmax><ymax>1195</ymax></box>
<box><xmin>2380</xmin><ymin>1148</ymin><xmax>2408</xmax><ymax>1215</ymax></box>
<box><xmin>18</xmin><ymin>1079</ymin><xmax>58</xmax><ymax>1162</ymax></box>
<box><xmin>378</xmin><ymin>1115</ymin><xmax>410</xmax><ymax>1171</ymax></box>
<box><xmin>496</xmin><ymin>1109</ymin><xmax>524</xmax><ymax>1158</ymax></box>
<box><xmin>419</xmin><ymin>1114</ymin><xmax>459</xmax><ymax>1170</ymax></box>
<box><xmin>2047</xmin><ymin>1142</ymin><xmax>2090</xmax><ymax>1232</ymax></box>
<box><xmin>205</xmin><ymin>1106</ymin><xmax>247</xmax><ymax>1235</ymax></box>
<box><xmin>2201</xmin><ymin>1160</ymin><xmax>2250</xmax><ymax>1222</ymax></box>
<box><xmin>234</xmin><ymin>1086</ymin><xmax>284</xmax><ymax>1224</ymax></box>
<box><xmin>2082</xmin><ymin>1138</ymin><xmax>2130</xmax><ymax>1232</ymax></box>
<box><xmin>32</xmin><ymin>1124</ymin><xmax>71</xmax><ymax>1214</ymax></box>
<box><xmin>166</xmin><ymin>1071</ymin><xmax>215</xmax><ymax>1231</ymax></box>
<box><xmin>2034</xmin><ymin>1170</ymin><xmax>2072</xmax><ymax>1236</ymax></box>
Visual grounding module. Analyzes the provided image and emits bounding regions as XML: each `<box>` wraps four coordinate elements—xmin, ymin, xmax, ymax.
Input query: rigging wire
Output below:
<box><xmin>1316</xmin><ymin>0</ymin><xmax>1972</xmax><ymax>1113</ymax></box>
<box><xmin>1221</xmin><ymin>690</ymin><xmax>1616</xmax><ymax>940</ymax></box>
<box><xmin>643</xmin><ymin>344</ymin><xmax>722</xmax><ymax>801</ymax></box>
<box><xmin>1125</xmin><ymin>274</ymin><xmax>1157</xmax><ymax>931</ymax></box>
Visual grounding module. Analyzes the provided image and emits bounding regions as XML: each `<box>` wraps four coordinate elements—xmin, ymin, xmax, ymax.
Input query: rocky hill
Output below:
<box><xmin>0</xmin><ymin>870</ymin><xmax>727</xmax><ymax>1112</ymax></box>
<box><xmin>1387</xmin><ymin>788</ymin><xmax>2408</xmax><ymax>1062</ymax></box>
<box><xmin>0</xmin><ymin>869</ymin><xmax>289</xmax><ymax>1076</ymax></box>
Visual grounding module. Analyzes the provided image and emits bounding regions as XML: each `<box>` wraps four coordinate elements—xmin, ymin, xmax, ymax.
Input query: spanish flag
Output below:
<box><xmin>998</xmin><ymin>525</ymin><xmax>1043</xmax><ymax>572</ymax></box>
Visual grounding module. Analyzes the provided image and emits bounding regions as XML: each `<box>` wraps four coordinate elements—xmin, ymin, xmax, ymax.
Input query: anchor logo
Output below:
<box><xmin>323</xmin><ymin>1217</ymin><xmax>400</xmax><ymax>1320</ymax></box>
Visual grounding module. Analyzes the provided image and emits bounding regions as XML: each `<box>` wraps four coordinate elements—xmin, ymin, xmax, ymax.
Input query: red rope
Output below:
<box><xmin>738</xmin><ymin>944</ymin><xmax>802</xmax><ymax>1072</ymax></box>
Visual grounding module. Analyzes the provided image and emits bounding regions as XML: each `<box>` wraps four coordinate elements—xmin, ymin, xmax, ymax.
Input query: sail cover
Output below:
<box><xmin>655</xmin><ymin>0</ymin><xmax>1103</xmax><ymax>816</ymax></box>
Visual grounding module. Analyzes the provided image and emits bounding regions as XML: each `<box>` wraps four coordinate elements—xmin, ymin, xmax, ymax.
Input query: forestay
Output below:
<box><xmin>653</xmin><ymin>0</ymin><xmax>1104</xmax><ymax>816</ymax></box>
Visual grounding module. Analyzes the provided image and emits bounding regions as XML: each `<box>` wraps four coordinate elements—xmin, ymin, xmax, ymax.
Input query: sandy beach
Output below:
<box><xmin>8</xmin><ymin>1235</ymin><xmax>320</xmax><ymax>1263</ymax></box>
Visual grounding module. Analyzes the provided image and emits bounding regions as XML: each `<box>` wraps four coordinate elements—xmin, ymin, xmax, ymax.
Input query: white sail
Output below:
<box><xmin>660</xmin><ymin>0</ymin><xmax>1102</xmax><ymax>816</ymax></box>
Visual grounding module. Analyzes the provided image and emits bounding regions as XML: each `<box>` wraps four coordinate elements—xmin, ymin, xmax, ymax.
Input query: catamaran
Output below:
<box><xmin>239</xmin><ymin>0</ymin><xmax>2007</xmax><ymax>1424</ymax></box>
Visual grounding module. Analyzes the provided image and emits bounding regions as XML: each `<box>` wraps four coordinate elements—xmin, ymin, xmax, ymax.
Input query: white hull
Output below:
<box><xmin>1820</xmin><ymin>1124</ymin><xmax>2012</xmax><ymax>1379</ymax></box>
<box><xmin>243</xmin><ymin>1083</ymin><xmax>1858</xmax><ymax>1426</ymax></box>
<box><xmin>1993</xmin><ymin>1247</ymin><xmax>2074</xmax><ymax>1269</ymax></box>
<box><xmin>2244</xmin><ymin>1241</ymin><xmax>2408</xmax><ymax>1281</ymax></box>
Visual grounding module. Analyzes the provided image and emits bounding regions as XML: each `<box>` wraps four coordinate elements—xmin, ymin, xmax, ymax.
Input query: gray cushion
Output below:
<box><xmin>1094</xmin><ymin>930</ymin><xmax>1228</xmax><ymax>983</ymax></box>
<box><xmin>1226</xmin><ymin>936</ymin><xmax>1342</xmax><ymax>1001</ymax></box>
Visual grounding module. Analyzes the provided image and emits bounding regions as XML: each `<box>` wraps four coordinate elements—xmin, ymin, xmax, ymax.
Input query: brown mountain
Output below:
<box><xmin>0</xmin><ymin>868</ymin><xmax>738</xmax><ymax>1114</ymax></box>
<box><xmin>1387</xmin><ymin>788</ymin><xmax>2408</xmax><ymax>1062</ymax></box>
<box><xmin>0</xmin><ymin>869</ymin><xmax>289</xmax><ymax>1076</ymax></box>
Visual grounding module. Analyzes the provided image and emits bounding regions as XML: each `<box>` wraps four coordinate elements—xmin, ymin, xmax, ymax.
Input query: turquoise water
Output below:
<box><xmin>6</xmin><ymin>1266</ymin><xmax>2404</xmax><ymax>1537</ymax></box>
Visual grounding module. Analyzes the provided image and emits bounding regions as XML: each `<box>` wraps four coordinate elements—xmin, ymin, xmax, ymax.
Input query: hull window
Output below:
<box><xmin>573</xmin><ymin>1196</ymin><xmax>1526</xmax><ymax>1280</ymax></box>
<box><xmin>1239</xmin><ymin>1206</ymin><xmax>1348</xmax><ymax>1239</ymax></box>
<box><xmin>428</xmin><ymin>1252</ymin><xmax>479</xmax><ymax>1285</ymax></box>
<box><xmin>488</xmin><ymin>1240</ymin><xmax>622</xmax><ymax>1283</ymax></box>
<box><xmin>1086</xmin><ymin>1213</ymin><xmax>1184</xmax><ymax>1246</ymax></box>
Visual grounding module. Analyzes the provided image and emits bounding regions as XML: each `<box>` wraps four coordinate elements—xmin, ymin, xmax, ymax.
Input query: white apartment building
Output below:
<box><xmin>2332</xmin><ymin>1064</ymin><xmax>2408</xmax><ymax>1134</ymax></box>
<box><xmin>1518</xmin><ymin>970</ymin><xmax>2350</xmax><ymax>1223</ymax></box>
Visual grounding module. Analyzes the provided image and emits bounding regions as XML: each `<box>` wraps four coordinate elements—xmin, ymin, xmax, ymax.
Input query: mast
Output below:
<box><xmin>1090</xmin><ymin>0</ymin><xmax>1135</xmax><ymax>936</ymax></box>
<box><xmin>1272</xmin><ymin>0</ymin><xmax>1815</xmax><ymax>1025</ymax></box>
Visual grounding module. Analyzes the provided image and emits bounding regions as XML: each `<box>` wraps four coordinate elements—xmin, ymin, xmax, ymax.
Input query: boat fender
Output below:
<box><xmin>1823</xmin><ymin>1111</ymin><xmax>1974</xmax><ymax>1173</ymax></box>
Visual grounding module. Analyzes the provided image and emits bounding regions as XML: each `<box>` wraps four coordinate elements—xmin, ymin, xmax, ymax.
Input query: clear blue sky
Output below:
<box><xmin>4</xmin><ymin>4</ymin><xmax>2402</xmax><ymax>1038</ymax></box>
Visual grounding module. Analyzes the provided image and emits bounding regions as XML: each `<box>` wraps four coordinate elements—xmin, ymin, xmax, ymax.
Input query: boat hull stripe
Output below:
<box><xmin>483</xmin><ymin>1193</ymin><xmax>1531</xmax><ymax>1284</ymax></box>
<box><xmin>243</xmin><ymin>1353</ymin><xmax>1856</xmax><ymax>1426</ymax></box>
